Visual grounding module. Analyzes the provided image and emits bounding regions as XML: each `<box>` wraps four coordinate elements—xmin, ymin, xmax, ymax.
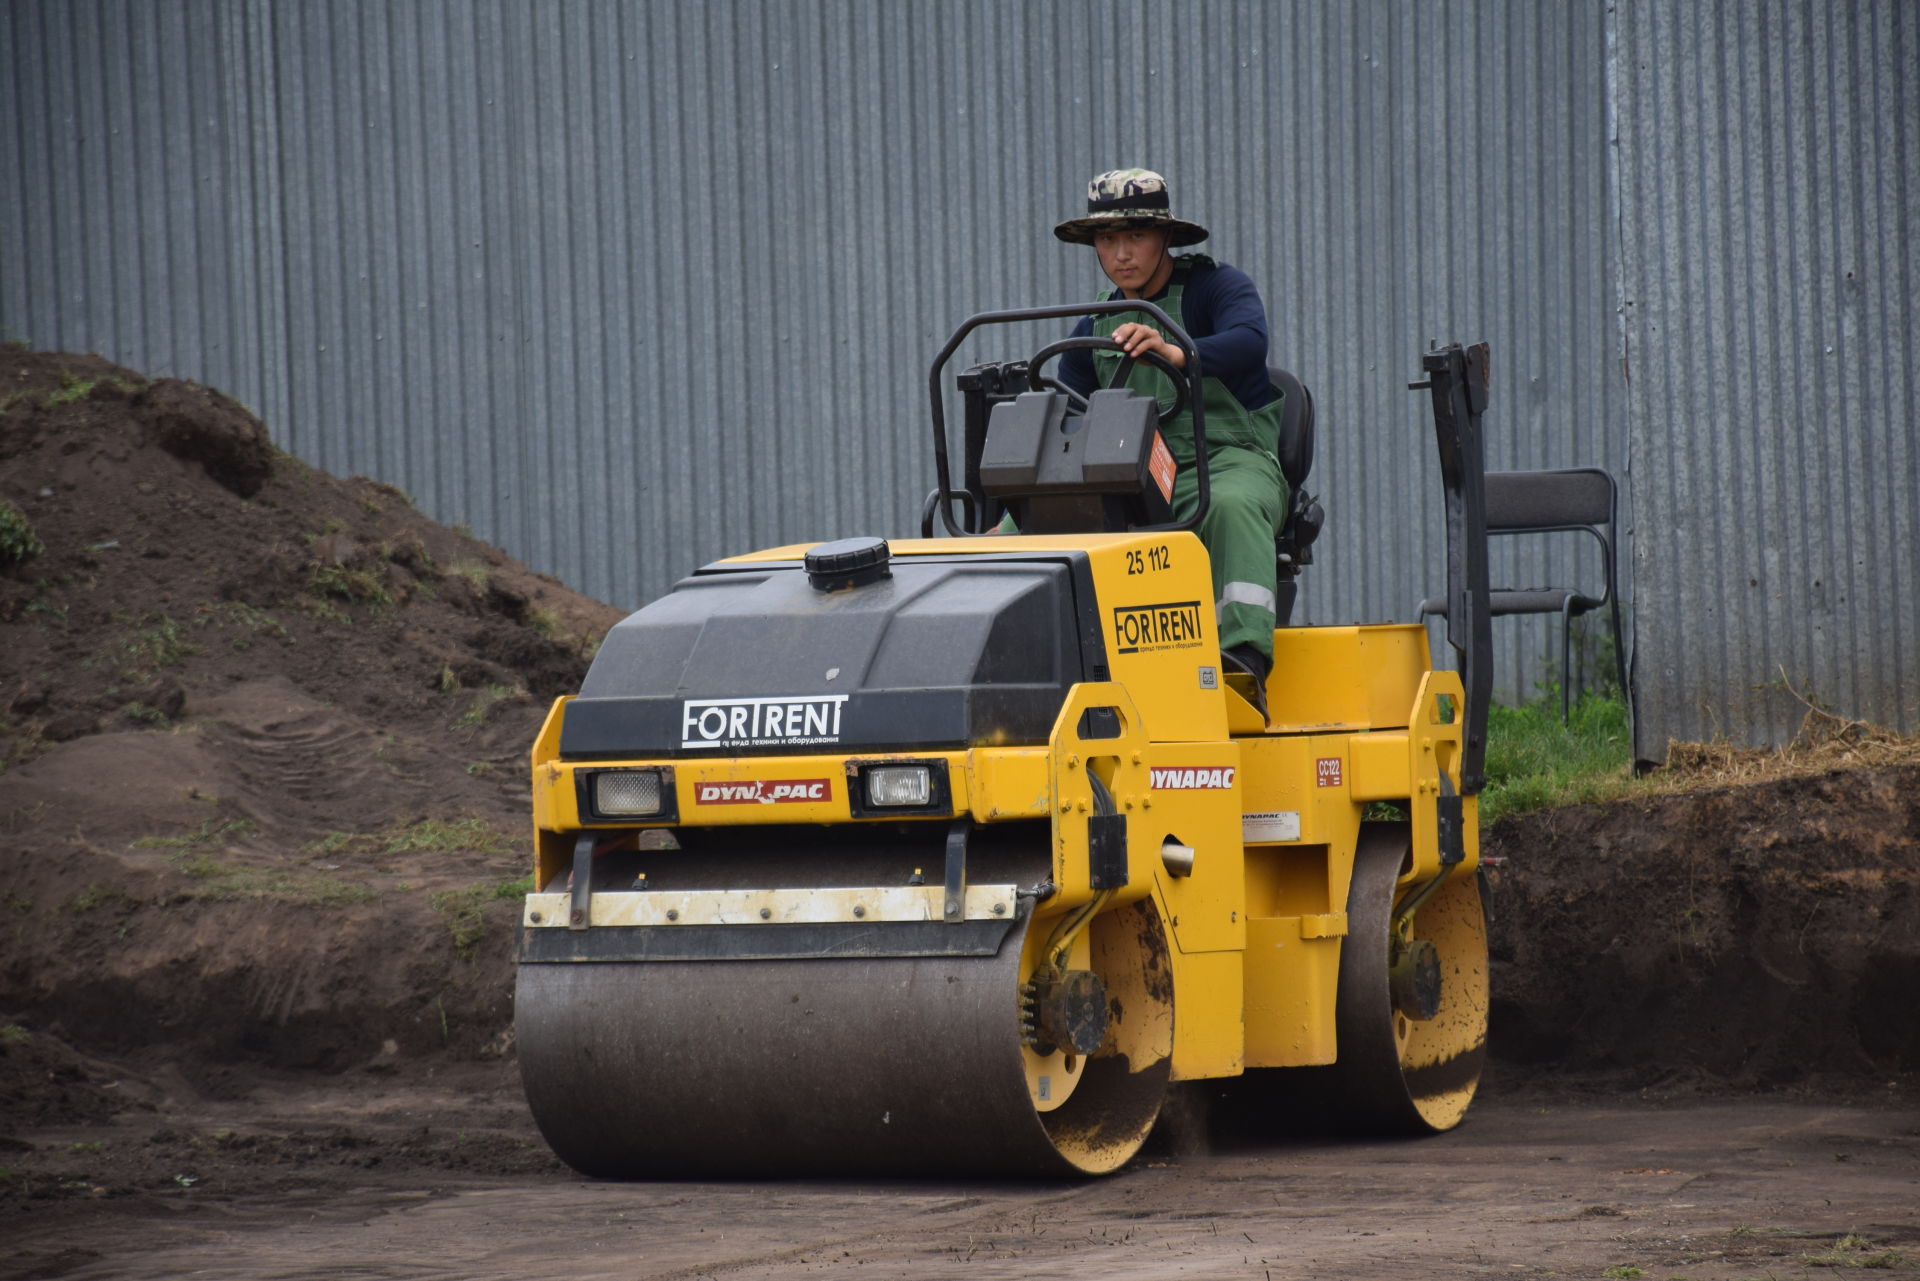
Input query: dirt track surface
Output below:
<box><xmin>4</xmin><ymin>1070</ymin><xmax>1916</xmax><ymax>1280</ymax></box>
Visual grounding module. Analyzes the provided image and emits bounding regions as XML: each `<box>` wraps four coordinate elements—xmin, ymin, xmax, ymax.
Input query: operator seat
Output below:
<box><xmin>1266</xmin><ymin>366</ymin><xmax>1324</xmax><ymax>626</ymax></box>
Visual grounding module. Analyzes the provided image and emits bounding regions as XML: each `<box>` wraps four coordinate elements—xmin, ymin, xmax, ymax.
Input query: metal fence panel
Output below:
<box><xmin>1612</xmin><ymin>0</ymin><xmax>1920</xmax><ymax>755</ymax></box>
<box><xmin>2</xmin><ymin>0</ymin><xmax>1624</xmax><ymax>709</ymax></box>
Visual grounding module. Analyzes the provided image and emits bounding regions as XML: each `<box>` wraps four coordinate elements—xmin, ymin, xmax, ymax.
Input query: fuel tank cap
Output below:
<box><xmin>805</xmin><ymin>536</ymin><xmax>892</xmax><ymax>592</ymax></box>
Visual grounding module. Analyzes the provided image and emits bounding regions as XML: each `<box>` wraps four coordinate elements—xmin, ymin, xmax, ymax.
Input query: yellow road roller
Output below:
<box><xmin>516</xmin><ymin>302</ymin><xmax>1497</xmax><ymax>1177</ymax></box>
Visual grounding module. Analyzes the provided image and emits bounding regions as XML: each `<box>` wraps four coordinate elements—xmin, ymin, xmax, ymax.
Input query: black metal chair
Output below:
<box><xmin>1417</xmin><ymin>466</ymin><xmax>1626</xmax><ymax>721</ymax></box>
<box><xmin>1266</xmin><ymin>367</ymin><xmax>1323</xmax><ymax>626</ymax></box>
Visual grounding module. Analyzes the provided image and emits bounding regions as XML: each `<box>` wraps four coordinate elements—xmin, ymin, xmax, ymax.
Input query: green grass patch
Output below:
<box><xmin>454</xmin><ymin>683</ymin><xmax>517</xmax><ymax>730</ymax></box>
<box><xmin>383</xmin><ymin>817</ymin><xmax>512</xmax><ymax>856</ymax></box>
<box><xmin>0</xmin><ymin>498</ymin><xmax>44</xmax><ymax>566</ymax></box>
<box><xmin>304</xmin><ymin>817</ymin><xmax>513</xmax><ymax>859</ymax></box>
<box><xmin>1477</xmin><ymin>690</ymin><xmax>1637</xmax><ymax>826</ymax></box>
<box><xmin>169</xmin><ymin>852</ymin><xmax>230</xmax><ymax>879</ymax></box>
<box><xmin>431</xmin><ymin>875</ymin><xmax>533</xmax><ymax>960</ymax></box>
<box><xmin>200</xmin><ymin>600</ymin><xmax>293</xmax><ymax>649</ymax></box>
<box><xmin>45</xmin><ymin>372</ymin><xmax>97</xmax><ymax>406</ymax></box>
<box><xmin>306</xmin><ymin>563</ymin><xmax>392</xmax><ymax>608</ymax></box>
<box><xmin>526</xmin><ymin>606</ymin><xmax>562</xmax><ymax>639</ymax></box>
<box><xmin>133</xmin><ymin>615</ymin><xmax>201</xmax><ymax>667</ymax></box>
<box><xmin>134</xmin><ymin>816</ymin><xmax>255</xmax><ymax>850</ymax></box>
<box><xmin>70</xmin><ymin>884</ymin><xmax>127</xmax><ymax>912</ymax></box>
<box><xmin>1804</xmin><ymin>1234</ymin><xmax>1903</xmax><ymax>1269</ymax></box>
<box><xmin>0</xmin><ymin>1024</ymin><xmax>30</xmax><ymax>1044</ymax></box>
<box><xmin>33</xmin><ymin>369</ymin><xmax>141</xmax><ymax>408</ymax></box>
<box><xmin>166</xmin><ymin>854</ymin><xmax>374</xmax><ymax>906</ymax></box>
<box><xmin>304</xmin><ymin>830</ymin><xmax>357</xmax><ymax>856</ymax></box>
<box><xmin>446</xmin><ymin>558</ymin><xmax>490</xmax><ymax>588</ymax></box>
<box><xmin>298</xmin><ymin>596</ymin><xmax>351</xmax><ymax>624</ymax></box>
<box><xmin>91</xmin><ymin>613</ymin><xmax>201</xmax><ymax>673</ymax></box>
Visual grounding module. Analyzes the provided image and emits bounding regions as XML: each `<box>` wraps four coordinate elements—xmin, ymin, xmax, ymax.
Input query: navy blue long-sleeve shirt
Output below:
<box><xmin>1059</xmin><ymin>255</ymin><xmax>1277</xmax><ymax>412</ymax></box>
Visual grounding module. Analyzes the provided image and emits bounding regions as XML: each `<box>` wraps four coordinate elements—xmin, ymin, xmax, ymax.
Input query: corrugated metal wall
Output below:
<box><xmin>11</xmin><ymin>1</ymin><xmax>1909</xmax><ymax>750</ymax></box>
<box><xmin>1612</xmin><ymin>1</ymin><xmax>1920</xmax><ymax>755</ymax></box>
<box><xmin>1</xmin><ymin>0</ymin><xmax>1622</xmax><ymax>710</ymax></box>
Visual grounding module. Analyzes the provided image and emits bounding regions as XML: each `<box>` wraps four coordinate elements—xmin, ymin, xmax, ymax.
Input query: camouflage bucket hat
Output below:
<box><xmin>1053</xmin><ymin>168</ymin><xmax>1210</xmax><ymax>246</ymax></box>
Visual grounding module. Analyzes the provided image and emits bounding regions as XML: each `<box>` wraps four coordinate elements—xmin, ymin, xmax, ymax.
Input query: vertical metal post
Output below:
<box><xmin>956</xmin><ymin>362</ymin><xmax>1020</xmax><ymax>532</ymax></box>
<box><xmin>942</xmin><ymin>820</ymin><xmax>969</xmax><ymax>921</ymax></box>
<box><xmin>568</xmin><ymin>832</ymin><xmax>596</xmax><ymax>930</ymax></box>
<box><xmin>1413</xmin><ymin>342</ymin><xmax>1493</xmax><ymax>794</ymax></box>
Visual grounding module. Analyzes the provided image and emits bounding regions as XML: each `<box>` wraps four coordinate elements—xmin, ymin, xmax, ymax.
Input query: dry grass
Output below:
<box><xmin>1658</xmin><ymin>672</ymin><xmax>1920</xmax><ymax>791</ymax></box>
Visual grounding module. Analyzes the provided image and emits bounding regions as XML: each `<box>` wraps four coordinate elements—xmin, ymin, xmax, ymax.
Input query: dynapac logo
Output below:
<box><xmin>695</xmin><ymin>778</ymin><xmax>831</xmax><ymax>805</ymax></box>
<box><xmin>1112</xmin><ymin>600</ymin><xmax>1205</xmax><ymax>654</ymax></box>
<box><xmin>681</xmin><ymin>695</ymin><xmax>849</xmax><ymax>750</ymax></box>
<box><xmin>1149</xmin><ymin>766</ymin><xmax>1237</xmax><ymax>790</ymax></box>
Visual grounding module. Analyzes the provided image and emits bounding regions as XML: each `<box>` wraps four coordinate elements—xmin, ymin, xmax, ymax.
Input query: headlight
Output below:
<box><xmin>865</xmin><ymin>765</ymin><xmax>931</xmax><ymax>808</ymax></box>
<box><xmin>594</xmin><ymin>770</ymin><xmax>664</xmax><ymax>816</ymax></box>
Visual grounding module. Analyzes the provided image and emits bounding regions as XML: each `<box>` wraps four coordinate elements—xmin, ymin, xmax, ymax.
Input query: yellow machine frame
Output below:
<box><xmin>525</xmin><ymin>531</ymin><xmax>1480</xmax><ymax>1087</ymax></box>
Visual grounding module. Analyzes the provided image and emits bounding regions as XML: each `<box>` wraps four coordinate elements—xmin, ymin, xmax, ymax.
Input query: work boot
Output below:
<box><xmin>1220</xmin><ymin>644</ymin><xmax>1270</xmax><ymax>722</ymax></box>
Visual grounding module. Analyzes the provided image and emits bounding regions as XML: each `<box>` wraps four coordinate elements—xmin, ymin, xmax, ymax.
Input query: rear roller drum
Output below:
<box><xmin>1319</xmin><ymin>822</ymin><xmax>1489</xmax><ymax>1133</ymax></box>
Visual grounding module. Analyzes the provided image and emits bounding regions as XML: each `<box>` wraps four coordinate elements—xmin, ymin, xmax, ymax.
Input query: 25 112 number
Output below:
<box><xmin>1125</xmin><ymin>544</ymin><xmax>1171</xmax><ymax>576</ymax></box>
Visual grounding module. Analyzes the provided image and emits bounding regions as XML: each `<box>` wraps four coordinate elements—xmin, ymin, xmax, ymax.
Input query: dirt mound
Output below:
<box><xmin>1484</xmin><ymin>760</ymin><xmax>1920</xmax><ymax>1083</ymax></box>
<box><xmin>132</xmin><ymin>377</ymin><xmax>276</xmax><ymax>498</ymax></box>
<box><xmin>0</xmin><ymin>1018</ymin><xmax>158</xmax><ymax>1130</ymax></box>
<box><xmin>0</xmin><ymin>348</ymin><xmax>622</xmax><ymax>1125</ymax></box>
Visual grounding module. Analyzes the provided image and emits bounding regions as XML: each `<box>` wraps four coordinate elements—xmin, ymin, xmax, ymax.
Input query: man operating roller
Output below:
<box><xmin>1053</xmin><ymin>168</ymin><xmax>1289</xmax><ymax>717</ymax></box>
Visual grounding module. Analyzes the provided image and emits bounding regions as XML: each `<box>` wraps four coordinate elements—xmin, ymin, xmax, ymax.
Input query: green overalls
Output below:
<box><xmin>1091</xmin><ymin>264</ymin><xmax>1291</xmax><ymax>663</ymax></box>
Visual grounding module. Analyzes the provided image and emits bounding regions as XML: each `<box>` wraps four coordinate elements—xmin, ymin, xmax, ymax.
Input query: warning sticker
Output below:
<box><xmin>1316</xmin><ymin>757</ymin><xmax>1344</xmax><ymax>788</ymax></box>
<box><xmin>1243</xmin><ymin>810</ymin><xmax>1302</xmax><ymax>843</ymax></box>
<box><xmin>1148</xmin><ymin>430</ymin><xmax>1176</xmax><ymax>502</ymax></box>
<box><xmin>694</xmin><ymin>778</ymin><xmax>832</xmax><ymax>805</ymax></box>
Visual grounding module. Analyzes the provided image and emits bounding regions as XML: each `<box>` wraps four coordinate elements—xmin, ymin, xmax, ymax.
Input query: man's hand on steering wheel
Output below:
<box><xmin>1024</xmin><ymin>332</ymin><xmax>1192</xmax><ymax>426</ymax></box>
<box><xmin>1110</xmin><ymin>322</ymin><xmax>1187</xmax><ymax>369</ymax></box>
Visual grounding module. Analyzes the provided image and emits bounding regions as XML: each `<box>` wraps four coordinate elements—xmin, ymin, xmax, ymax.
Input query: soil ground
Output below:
<box><xmin>3</xmin><ymin>1069</ymin><xmax>1915</xmax><ymax>1280</ymax></box>
<box><xmin>1</xmin><ymin>349</ymin><xmax>1915</xmax><ymax>1278</ymax></box>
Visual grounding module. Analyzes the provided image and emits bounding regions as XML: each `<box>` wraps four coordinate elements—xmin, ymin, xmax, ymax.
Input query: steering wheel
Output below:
<box><xmin>1024</xmin><ymin>336</ymin><xmax>1191</xmax><ymax>427</ymax></box>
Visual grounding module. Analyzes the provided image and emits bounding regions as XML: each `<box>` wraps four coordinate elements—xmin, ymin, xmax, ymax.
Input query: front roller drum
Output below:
<box><xmin>516</xmin><ymin>897</ymin><xmax>1174</xmax><ymax>1178</ymax></box>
